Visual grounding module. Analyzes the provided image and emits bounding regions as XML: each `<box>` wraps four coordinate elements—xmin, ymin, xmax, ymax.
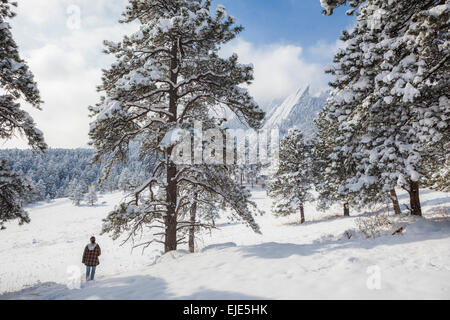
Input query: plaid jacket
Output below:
<box><xmin>82</xmin><ymin>243</ymin><xmax>101</xmax><ymax>266</ymax></box>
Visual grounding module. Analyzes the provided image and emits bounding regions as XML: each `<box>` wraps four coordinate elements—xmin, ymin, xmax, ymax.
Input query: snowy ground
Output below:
<box><xmin>0</xmin><ymin>188</ymin><xmax>449</xmax><ymax>300</ymax></box>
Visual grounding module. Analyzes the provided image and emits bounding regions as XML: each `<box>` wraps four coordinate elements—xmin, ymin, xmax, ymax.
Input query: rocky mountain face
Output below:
<box><xmin>220</xmin><ymin>85</ymin><xmax>329</xmax><ymax>139</ymax></box>
<box><xmin>263</xmin><ymin>86</ymin><xmax>329</xmax><ymax>138</ymax></box>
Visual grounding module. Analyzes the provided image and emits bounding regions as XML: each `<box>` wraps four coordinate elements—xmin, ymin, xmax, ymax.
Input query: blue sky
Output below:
<box><xmin>219</xmin><ymin>0</ymin><xmax>353</xmax><ymax>48</ymax></box>
<box><xmin>6</xmin><ymin>0</ymin><xmax>355</xmax><ymax>149</ymax></box>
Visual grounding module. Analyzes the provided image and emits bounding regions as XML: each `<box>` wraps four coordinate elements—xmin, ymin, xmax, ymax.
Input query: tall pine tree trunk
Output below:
<box><xmin>300</xmin><ymin>204</ymin><xmax>305</xmax><ymax>224</ymax></box>
<box><xmin>164</xmin><ymin>42</ymin><xmax>179</xmax><ymax>253</ymax></box>
<box><xmin>189</xmin><ymin>197</ymin><xmax>197</xmax><ymax>253</ymax></box>
<box><xmin>165</xmin><ymin>157</ymin><xmax>178</xmax><ymax>252</ymax></box>
<box><xmin>408</xmin><ymin>181</ymin><xmax>422</xmax><ymax>216</ymax></box>
<box><xmin>389</xmin><ymin>189</ymin><xmax>401</xmax><ymax>215</ymax></box>
<box><xmin>343</xmin><ymin>202</ymin><xmax>350</xmax><ymax>216</ymax></box>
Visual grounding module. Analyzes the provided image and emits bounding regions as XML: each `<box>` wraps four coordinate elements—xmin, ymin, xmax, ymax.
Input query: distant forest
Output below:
<box><xmin>0</xmin><ymin>147</ymin><xmax>147</xmax><ymax>203</ymax></box>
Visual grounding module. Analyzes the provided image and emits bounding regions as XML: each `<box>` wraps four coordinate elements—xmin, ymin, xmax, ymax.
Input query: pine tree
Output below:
<box><xmin>33</xmin><ymin>179</ymin><xmax>46</xmax><ymax>202</ymax></box>
<box><xmin>68</xmin><ymin>179</ymin><xmax>84</xmax><ymax>206</ymax></box>
<box><xmin>313</xmin><ymin>106</ymin><xmax>358</xmax><ymax>216</ymax></box>
<box><xmin>424</xmin><ymin>141</ymin><xmax>450</xmax><ymax>192</ymax></box>
<box><xmin>89</xmin><ymin>0</ymin><xmax>265</xmax><ymax>253</ymax></box>
<box><xmin>0</xmin><ymin>160</ymin><xmax>32</xmax><ymax>229</ymax></box>
<box><xmin>320</xmin><ymin>0</ymin><xmax>366</xmax><ymax>16</ymax></box>
<box><xmin>0</xmin><ymin>1</ymin><xmax>45</xmax><ymax>228</ymax></box>
<box><xmin>85</xmin><ymin>186</ymin><xmax>98</xmax><ymax>206</ymax></box>
<box><xmin>118</xmin><ymin>168</ymin><xmax>131</xmax><ymax>192</ymax></box>
<box><xmin>319</xmin><ymin>0</ymin><xmax>449</xmax><ymax>216</ymax></box>
<box><xmin>0</xmin><ymin>1</ymin><xmax>45</xmax><ymax>150</ymax></box>
<box><xmin>66</xmin><ymin>178</ymin><xmax>78</xmax><ymax>197</ymax></box>
<box><xmin>267</xmin><ymin>129</ymin><xmax>314</xmax><ymax>224</ymax></box>
<box><xmin>71</xmin><ymin>186</ymin><xmax>84</xmax><ymax>206</ymax></box>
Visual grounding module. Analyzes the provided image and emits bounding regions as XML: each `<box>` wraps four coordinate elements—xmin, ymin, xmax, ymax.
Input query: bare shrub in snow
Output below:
<box><xmin>356</xmin><ymin>214</ymin><xmax>393</xmax><ymax>239</ymax></box>
<box><xmin>430</xmin><ymin>206</ymin><xmax>450</xmax><ymax>221</ymax></box>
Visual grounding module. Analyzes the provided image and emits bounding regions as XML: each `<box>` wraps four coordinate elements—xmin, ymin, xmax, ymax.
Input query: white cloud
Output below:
<box><xmin>221</xmin><ymin>39</ymin><xmax>332</xmax><ymax>109</ymax></box>
<box><xmin>306</xmin><ymin>39</ymin><xmax>345</xmax><ymax>64</ymax></box>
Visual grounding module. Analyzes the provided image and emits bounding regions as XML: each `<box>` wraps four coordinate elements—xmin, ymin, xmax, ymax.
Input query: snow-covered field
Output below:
<box><xmin>0</xmin><ymin>188</ymin><xmax>449</xmax><ymax>300</ymax></box>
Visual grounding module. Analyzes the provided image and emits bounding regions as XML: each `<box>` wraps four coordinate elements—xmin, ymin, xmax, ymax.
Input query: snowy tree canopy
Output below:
<box><xmin>320</xmin><ymin>0</ymin><xmax>366</xmax><ymax>16</ymax></box>
<box><xmin>313</xmin><ymin>105</ymin><xmax>358</xmax><ymax>214</ymax></box>
<box><xmin>0</xmin><ymin>0</ymin><xmax>45</xmax><ymax>151</ymax></box>
<box><xmin>319</xmin><ymin>0</ymin><xmax>449</xmax><ymax>215</ymax></box>
<box><xmin>90</xmin><ymin>0</ymin><xmax>265</xmax><ymax>252</ymax></box>
<box><xmin>0</xmin><ymin>159</ymin><xmax>32</xmax><ymax>229</ymax></box>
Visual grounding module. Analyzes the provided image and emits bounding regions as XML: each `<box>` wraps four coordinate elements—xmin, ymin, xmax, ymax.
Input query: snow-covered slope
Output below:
<box><xmin>0</xmin><ymin>188</ymin><xmax>449</xmax><ymax>300</ymax></box>
<box><xmin>263</xmin><ymin>86</ymin><xmax>329</xmax><ymax>137</ymax></box>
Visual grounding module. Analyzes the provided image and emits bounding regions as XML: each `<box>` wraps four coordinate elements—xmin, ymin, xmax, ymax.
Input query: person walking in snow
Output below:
<box><xmin>82</xmin><ymin>236</ymin><xmax>101</xmax><ymax>281</ymax></box>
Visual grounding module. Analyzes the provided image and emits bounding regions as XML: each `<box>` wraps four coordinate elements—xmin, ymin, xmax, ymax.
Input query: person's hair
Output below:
<box><xmin>90</xmin><ymin>236</ymin><xmax>96</xmax><ymax>243</ymax></box>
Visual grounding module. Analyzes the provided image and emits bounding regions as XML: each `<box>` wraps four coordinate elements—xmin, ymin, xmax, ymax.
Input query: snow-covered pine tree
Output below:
<box><xmin>69</xmin><ymin>181</ymin><xmax>84</xmax><ymax>206</ymax></box>
<box><xmin>423</xmin><ymin>140</ymin><xmax>449</xmax><ymax>192</ymax></box>
<box><xmin>0</xmin><ymin>1</ymin><xmax>45</xmax><ymax>228</ymax></box>
<box><xmin>32</xmin><ymin>179</ymin><xmax>46</xmax><ymax>202</ymax></box>
<box><xmin>118</xmin><ymin>168</ymin><xmax>131</xmax><ymax>192</ymax></box>
<box><xmin>85</xmin><ymin>186</ymin><xmax>98</xmax><ymax>206</ymax></box>
<box><xmin>0</xmin><ymin>1</ymin><xmax>45</xmax><ymax>151</ymax></box>
<box><xmin>313</xmin><ymin>106</ymin><xmax>358</xmax><ymax>216</ymax></box>
<box><xmin>89</xmin><ymin>0</ymin><xmax>265</xmax><ymax>253</ymax></box>
<box><xmin>314</xmin><ymin>104</ymin><xmax>400</xmax><ymax>215</ymax></box>
<box><xmin>320</xmin><ymin>0</ymin><xmax>365</xmax><ymax>16</ymax></box>
<box><xmin>315</xmin><ymin>82</ymin><xmax>397</xmax><ymax>215</ymax></box>
<box><xmin>0</xmin><ymin>160</ymin><xmax>32</xmax><ymax>229</ymax></box>
<box><xmin>73</xmin><ymin>187</ymin><xmax>84</xmax><ymax>206</ymax></box>
<box><xmin>267</xmin><ymin>129</ymin><xmax>314</xmax><ymax>224</ymax></box>
<box><xmin>66</xmin><ymin>178</ymin><xmax>78</xmax><ymax>198</ymax></box>
<box><xmin>319</xmin><ymin>0</ymin><xmax>449</xmax><ymax>216</ymax></box>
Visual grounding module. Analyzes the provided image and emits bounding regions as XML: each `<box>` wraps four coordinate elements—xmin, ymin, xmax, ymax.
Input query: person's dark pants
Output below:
<box><xmin>86</xmin><ymin>266</ymin><xmax>96</xmax><ymax>281</ymax></box>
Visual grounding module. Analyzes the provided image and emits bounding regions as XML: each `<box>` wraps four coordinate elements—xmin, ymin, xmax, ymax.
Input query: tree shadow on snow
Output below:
<box><xmin>201</xmin><ymin>242</ymin><xmax>237</xmax><ymax>252</ymax></box>
<box><xmin>421</xmin><ymin>197</ymin><xmax>450</xmax><ymax>208</ymax></box>
<box><xmin>0</xmin><ymin>282</ymin><xmax>71</xmax><ymax>300</ymax></box>
<box><xmin>215</xmin><ymin>222</ymin><xmax>242</xmax><ymax>228</ymax></box>
<box><xmin>77</xmin><ymin>203</ymin><xmax>109</xmax><ymax>208</ymax></box>
<box><xmin>290</xmin><ymin>215</ymin><xmax>348</xmax><ymax>226</ymax></box>
<box><xmin>396</xmin><ymin>189</ymin><xmax>435</xmax><ymax>199</ymax></box>
<box><xmin>0</xmin><ymin>274</ymin><xmax>266</xmax><ymax>300</ymax></box>
<box><xmin>177</xmin><ymin>289</ymin><xmax>265</xmax><ymax>300</ymax></box>
<box><xmin>237</xmin><ymin>224</ymin><xmax>450</xmax><ymax>260</ymax></box>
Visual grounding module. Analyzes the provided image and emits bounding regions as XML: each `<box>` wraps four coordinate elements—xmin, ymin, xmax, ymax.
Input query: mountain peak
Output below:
<box><xmin>294</xmin><ymin>85</ymin><xmax>310</xmax><ymax>97</ymax></box>
<box><xmin>263</xmin><ymin>85</ymin><xmax>328</xmax><ymax>137</ymax></box>
<box><xmin>301</xmin><ymin>85</ymin><xmax>310</xmax><ymax>97</ymax></box>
